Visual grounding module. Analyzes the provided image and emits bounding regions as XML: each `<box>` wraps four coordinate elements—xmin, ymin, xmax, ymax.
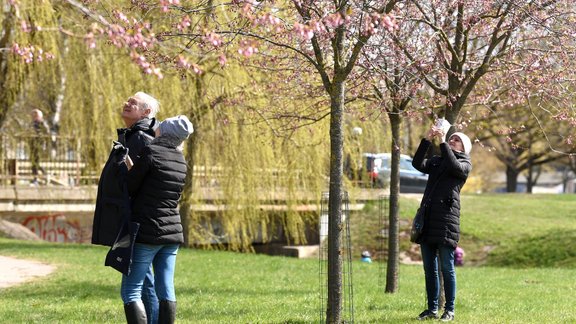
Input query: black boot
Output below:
<box><xmin>158</xmin><ymin>300</ymin><xmax>177</xmax><ymax>324</ymax></box>
<box><xmin>124</xmin><ymin>301</ymin><xmax>147</xmax><ymax>324</ymax></box>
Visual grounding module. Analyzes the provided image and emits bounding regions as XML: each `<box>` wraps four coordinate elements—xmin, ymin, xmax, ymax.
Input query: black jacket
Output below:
<box><xmin>412</xmin><ymin>138</ymin><xmax>472</xmax><ymax>248</ymax></box>
<box><xmin>91</xmin><ymin>118</ymin><xmax>156</xmax><ymax>246</ymax></box>
<box><xmin>127</xmin><ymin>136</ymin><xmax>187</xmax><ymax>245</ymax></box>
<box><xmin>117</xmin><ymin>118</ymin><xmax>156</xmax><ymax>162</ymax></box>
<box><xmin>91</xmin><ymin>143</ymin><xmax>130</xmax><ymax>246</ymax></box>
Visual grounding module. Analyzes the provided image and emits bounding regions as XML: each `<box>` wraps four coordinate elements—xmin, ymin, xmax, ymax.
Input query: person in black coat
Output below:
<box><xmin>121</xmin><ymin>115</ymin><xmax>193</xmax><ymax>324</ymax></box>
<box><xmin>412</xmin><ymin>125</ymin><xmax>472</xmax><ymax>322</ymax></box>
<box><xmin>92</xmin><ymin>92</ymin><xmax>160</xmax><ymax>323</ymax></box>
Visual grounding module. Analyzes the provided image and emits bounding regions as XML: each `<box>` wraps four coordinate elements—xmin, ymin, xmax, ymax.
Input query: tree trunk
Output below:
<box><xmin>526</xmin><ymin>163</ymin><xmax>533</xmax><ymax>194</ymax></box>
<box><xmin>0</xmin><ymin>5</ymin><xmax>15</xmax><ymax>128</ymax></box>
<box><xmin>51</xmin><ymin>34</ymin><xmax>68</xmax><ymax>135</ymax></box>
<box><xmin>326</xmin><ymin>79</ymin><xmax>345</xmax><ymax>324</ymax></box>
<box><xmin>179</xmin><ymin>120</ymin><xmax>198</xmax><ymax>247</ymax></box>
<box><xmin>505</xmin><ymin>165</ymin><xmax>519</xmax><ymax>193</ymax></box>
<box><xmin>385</xmin><ymin>111</ymin><xmax>400</xmax><ymax>293</ymax></box>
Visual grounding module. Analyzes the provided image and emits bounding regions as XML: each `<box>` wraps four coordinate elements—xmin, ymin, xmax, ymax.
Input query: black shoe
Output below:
<box><xmin>417</xmin><ymin>309</ymin><xmax>438</xmax><ymax>320</ymax></box>
<box><xmin>440</xmin><ymin>310</ymin><xmax>455</xmax><ymax>321</ymax></box>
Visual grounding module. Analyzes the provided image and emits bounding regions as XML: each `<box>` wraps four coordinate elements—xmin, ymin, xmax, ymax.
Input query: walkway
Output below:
<box><xmin>0</xmin><ymin>255</ymin><xmax>55</xmax><ymax>289</ymax></box>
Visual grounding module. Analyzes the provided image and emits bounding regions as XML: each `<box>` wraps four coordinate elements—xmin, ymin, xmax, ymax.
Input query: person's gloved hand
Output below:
<box><xmin>112</xmin><ymin>141</ymin><xmax>129</xmax><ymax>156</ymax></box>
<box><xmin>112</xmin><ymin>142</ymin><xmax>130</xmax><ymax>168</ymax></box>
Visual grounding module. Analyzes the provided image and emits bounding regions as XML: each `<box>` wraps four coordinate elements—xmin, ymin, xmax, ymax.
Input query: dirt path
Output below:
<box><xmin>0</xmin><ymin>256</ymin><xmax>55</xmax><ymax>289</ymax></box>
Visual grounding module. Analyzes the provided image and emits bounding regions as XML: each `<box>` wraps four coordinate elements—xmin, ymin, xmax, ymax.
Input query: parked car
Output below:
<box><xmin>363</xmin><ymin>153</ymin><xmax>428</xmax><ymax>193</ymax></box>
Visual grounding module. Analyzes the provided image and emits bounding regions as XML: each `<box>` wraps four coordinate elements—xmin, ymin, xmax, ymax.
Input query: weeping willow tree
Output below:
<box><xmin>2</xmin><ymin>0</ymin><xmax>393</xmax><ymax>252</ymax></box>
<box><xmin>0</xmin><ymin>0</ymin><xmax>61</xmax><ymax>128</ymax></box>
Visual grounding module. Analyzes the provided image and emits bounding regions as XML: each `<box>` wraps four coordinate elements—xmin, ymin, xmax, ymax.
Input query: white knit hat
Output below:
<box><xmin>450</xmin><ymin>132</ymin><xmax>472</xmax><ymax>155</ymax></box>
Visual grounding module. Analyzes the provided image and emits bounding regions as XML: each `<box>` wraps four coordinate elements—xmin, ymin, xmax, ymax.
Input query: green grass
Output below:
<box><xmin>1</xmin><ymin>238</ymin><xmax>576</xmax><ymax>323</ymax></box>
<box><xmin>351</xmin><ymin>194</ymin><xmax>576</xmax><ymax>267</ymax></box>
<box><xmin>1</xmin><ymin>194</ymin><xmax>576</xmax><ymax>323</ymax></box>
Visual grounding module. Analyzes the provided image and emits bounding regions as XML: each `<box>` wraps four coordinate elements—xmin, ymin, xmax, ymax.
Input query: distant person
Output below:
<box><xmin>121</xmin><ymin>115</ymin><xmax>193</xmax><ymax>324</ymax></box>
<box><xmin>29</xmin><ymin>109</ymin><xmax>50</xmax><ymax>185</ymax></box>
<box><xmin>455</xmin><ymin>246</ymin><xmax>465</xmax><ymax>266</ymax></box>
<box><xmin>411</xmin><ymin>124</ymin><xmax>472</xmax><ymax>322</ymax></box>
<box><xmin>92</xmin><ymin>92</ymin><xmax>160</xmax><ymax>323</ymax></box>
<box><xmin>361</xmin><ymin>250</ymin><xmax>372</xmax><ymax>263</ymax></box>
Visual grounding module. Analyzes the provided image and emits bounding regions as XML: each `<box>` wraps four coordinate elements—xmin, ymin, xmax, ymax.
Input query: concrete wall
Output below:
<box><xmin>0</xmin><ymin>187</ymin><xmax>97</xmax><ymax>243</ymax></box>
<box><xmin>0</xmin><ymin>186</ymin><xmax>97</xmax><ymax>243</ymax></box>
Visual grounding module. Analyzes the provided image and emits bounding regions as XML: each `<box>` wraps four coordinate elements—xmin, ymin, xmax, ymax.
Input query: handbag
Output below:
<box><xmin>410</xmin><ymin>207</ymin><xmax>425</xmax><ymax>243</ymax></box>
<box><xmin>105</xmin><ymin>220</ymin><xmax>140</xmax><ymax>275</ymax></box>
<box><xmin>409</xmin><ymin>167</ymin><xmax>444</xmax><ymax>243</ymax></box>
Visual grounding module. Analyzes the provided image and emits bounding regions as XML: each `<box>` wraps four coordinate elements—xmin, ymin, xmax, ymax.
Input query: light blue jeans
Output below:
<box><xmin>121</xmin><ymin>243</ymin><xmax>179</xmax><ymax>321</ymax></box>
<box><xmin>142</xmin><ymin>266</ymin><xmax>158</xmax><ymax>324</ymax></box>
<box><xmin>420</xmin><ymin>243</ymin><xmax>456</xmax><ymax>312</ymax></box>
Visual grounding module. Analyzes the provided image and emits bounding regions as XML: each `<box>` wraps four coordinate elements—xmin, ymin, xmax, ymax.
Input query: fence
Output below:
<box><xmin>0</xmin><ymin>134</ymin><xmax>100</xmax><ymax>186</ymax></box>
<box><xmin>319</xmin><ymin>191</ymin><xmax>354</xmax><ymax>323</ymax></box>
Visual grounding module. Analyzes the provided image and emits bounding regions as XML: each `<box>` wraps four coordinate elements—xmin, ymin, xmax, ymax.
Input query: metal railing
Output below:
<box><xmin>0</xmin><ymin>134</ymin><xmax>100</xmax><ymax>187</ymax></box>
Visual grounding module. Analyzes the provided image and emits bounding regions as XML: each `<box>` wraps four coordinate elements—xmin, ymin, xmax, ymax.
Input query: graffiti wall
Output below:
<box><xmin>22</xmin><ymin>214</ymin><xmax>82</xmax><ymax>243</ymax></box>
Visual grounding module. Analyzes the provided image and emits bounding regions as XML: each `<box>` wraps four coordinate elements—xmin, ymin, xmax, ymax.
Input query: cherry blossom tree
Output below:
<box><xmin>13</xmin><ymin>1</ymin><xmax>398</xmax><ymax>320</ymax></box>
<box><xmin>356</xmin><ymin>23</ymin><xmax>424</xmax><ymax>292</ymax></box>
<box><xmin>396</xmin><ymin>0</ymin><xmax>576</xmax><ymax>136</ymax></box>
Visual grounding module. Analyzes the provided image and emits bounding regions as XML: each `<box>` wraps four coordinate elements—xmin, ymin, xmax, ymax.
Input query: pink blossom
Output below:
<box><xmin>203</xmin><ymin>32</ymin><xmax>222</xmax><ymax>47</ymax></box>
<box><xmin>21</xmin><ymin>20</ymin><xmax>32</xmax><ymax>32</ymax></box>
<box><xmin>84</xmin><ymin>32</ymin><xmax>97</xmax><ymax>49</ymax></box>
<box><xmin>192</xmin><ymin>63</ymin><xmax>203</xmax><ymax>75</ymax></box>
<box><xmin>11</xmin><ymin>43</ymin><xmax>54</xmax><ymax>63</ymax></box>
<box><xmin>177</xmin><ymin>16</ymin><xmax>191</xmax><ymax>31</ymax></box>
<box><xmin>238</xmin><ymin>39</ymin><xmax>258</xmax><ymax>57</ymax></box>
<box><xmin>114</xmin><ymin>11</ymin><xmax>130</xmax><ymax>24</ymax></box>
<box><xmin>176</xmin><ymin>55</ymin><xmax>191</xmax><ymax>69</ymax></box>
<box><xmin>323</xmin><ymin>13</ymin><xmax>345</xmax><ymax>28</ymax></box>
<box><xmin>11</xmin><ymin>43</ymin><xmax>20</xmax><ymax>54</ymax></box>
<box><xmin>218</xmin><ymin>54</ymin><xmax>227</xmax><ymax>67</ymax></box>
<box><xmin>159</xmin><ymin>0</ymin><xmax>180</xmax><ymax>12</ymax></box>
<box><xmin>293</xmin><ymin>22</ymin><xmax>314</xmax><ymax>40</ymax></box>
<box><xmin>153</xmin><ymin>67</ymin><xmax>163</xmax><ymax>79</ymax></box>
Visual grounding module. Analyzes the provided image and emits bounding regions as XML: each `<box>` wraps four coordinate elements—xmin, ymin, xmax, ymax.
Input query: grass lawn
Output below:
<box><xmin>1</xmin><ymin>194</ymin><xmax>576</xmax><ymax>323</ymax></box>
<box><xmin>350</xmin><ymin>193</ymin><xmax>576</xmax><ymax>267</ymax></box>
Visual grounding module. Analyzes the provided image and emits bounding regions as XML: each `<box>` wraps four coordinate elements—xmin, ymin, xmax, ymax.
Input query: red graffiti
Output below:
<box><xmin>22</xmin><ymin>214</ymin><xmax>81</xmax><ymax>243</ymax></box>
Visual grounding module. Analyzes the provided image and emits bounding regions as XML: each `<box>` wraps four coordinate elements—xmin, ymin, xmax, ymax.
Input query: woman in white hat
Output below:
<box><xmin>411</xmin><ymin>123</ymin><xmax>472</xmax><ymax>322</ymax></box>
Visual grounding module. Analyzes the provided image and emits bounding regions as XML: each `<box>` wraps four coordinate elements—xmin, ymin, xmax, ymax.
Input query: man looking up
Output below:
<box><xmin>93</xmin><ymin>91</ymin><xmax>160</xmax><ymax>324</ymax></box>
<box><xmin>118</xmin><ymin>92</ymin><xmax>160</xmax><ymax>324</ymax></box>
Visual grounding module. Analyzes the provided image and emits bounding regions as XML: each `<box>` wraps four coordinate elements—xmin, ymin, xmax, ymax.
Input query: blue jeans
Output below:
<box><xmin>121</xmin><ymin>244</ymin><xmax>179</xmax><ymax>322</ymax></box>
<box><xmin>142</xmin><ymin>266</ymin><xmax>159</xmax><ymax>324</ymax></box>
<box><xmin>420</xmin><ymin>243</ymin><xmax>456</xmax><ymax>312</ymax></box>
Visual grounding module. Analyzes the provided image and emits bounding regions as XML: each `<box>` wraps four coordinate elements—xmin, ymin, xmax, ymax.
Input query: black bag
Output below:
<box><xmin>409</xmin><ymin>166</ymin><xmax>444</xmax><ymax>244</ymax></box>
<box><xmin>410</xmin><ymin>207</ymin><xmax>425</xmax><ymax>243</ymax></box>
<box><xmin>105</xmin><ymin>220</ymin><xmax>140</xmax><ymax>275</ymax></box>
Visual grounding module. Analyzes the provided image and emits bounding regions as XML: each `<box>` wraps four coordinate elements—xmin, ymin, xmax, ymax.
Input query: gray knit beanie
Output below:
<box><xmin>159</xmin><ymin>115</ymin><xmax>194</xmax><ymax>141</ymax></box>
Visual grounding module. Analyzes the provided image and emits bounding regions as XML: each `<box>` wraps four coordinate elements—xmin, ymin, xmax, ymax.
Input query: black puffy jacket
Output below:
<box><xmin>127</xmin><ymin>136</ymin><xmax>187</xmax><ymax>245</ymax></box>
<box><xmin>412</xmin><ymin>138</ymin><xmax>472</xmax><ymax>248</ymax></box>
